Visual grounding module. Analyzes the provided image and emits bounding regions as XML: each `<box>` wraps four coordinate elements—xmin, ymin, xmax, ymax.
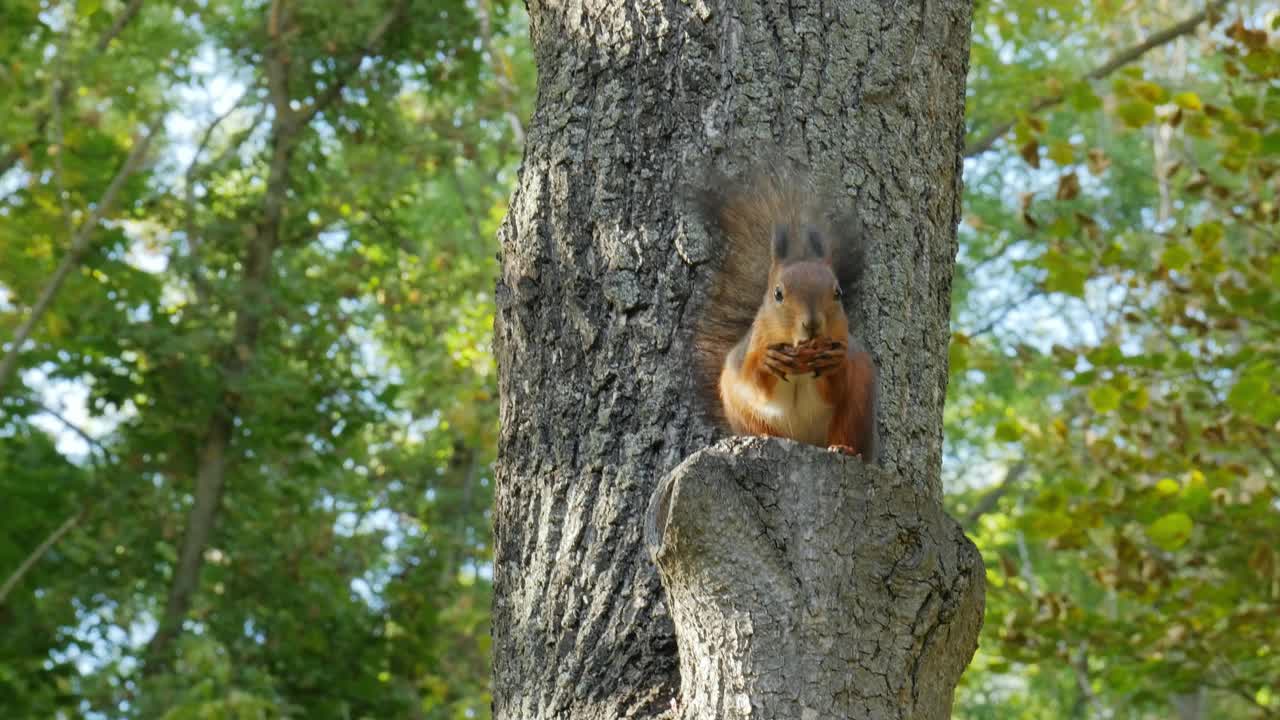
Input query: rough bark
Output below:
<box><xmin>646</xmin><ymin>438</ymin><xmax>983</xmax><ymax>719</ymax></box>
<box><xmin>493</xmin><ymin>0</ymin><xmax>974</xmax><ymax>717</ymax></box>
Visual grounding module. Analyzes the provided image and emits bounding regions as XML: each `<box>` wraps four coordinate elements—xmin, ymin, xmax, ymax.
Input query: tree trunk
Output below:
<box><xmin>493</xmin><ymin>0</ymin><xmax>976</xmax><ymax>717</ymax></box>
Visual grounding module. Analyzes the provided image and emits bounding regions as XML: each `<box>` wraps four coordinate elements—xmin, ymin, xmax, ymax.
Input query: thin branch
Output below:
<box><xmin>95</xmin><ymin>0</ymin><xmax>146</xmax><ymax>52</ymax></box>
<box><xmin>1072</xmin><ymin>643</ymin><xmax>1104</xmax><ymax>719</ymax></box>
<box><xmin>264</xmin><ymin>0</ymin><xmax>292</xmax><ymax>128</ymax></box>
<box><xmin>34</xmin><ymin>401</ymin><xmax>110</xmax><ymax>459</ymax></box>
<box><xmin>968</xmin><ymin>286</ymin><xmax>1044</xmax><ymax>339</ymax></box>
<box><xmin>292</xmin><ymin>0</ymin><xmax>409</xmax><ymax>129</ymax></box>
<box><xmin>964</xmin><ymin>3</ymin><xmax>1223</xmax><ymax>158</ymax></box>
<box><xmin>964</xmin><ymin>235</ymin><xmax>1026</xmax><ymax>277</ymax></box>
<box><xmin>448</xmin><ymin>166</ymin><xmax>484</xmax><ymax>242</ymax></box>
<box><xmin>183</xmin><ymin>88</ymin><xmax>257</xmax><ymax>304</ymax></box>
<box><xmin>476</xmin><ymin>0</ymin><xmax>525</xmax><ymax>145</ymax></box>
<box><xmin>964</xmin><ymin>461</ymin><xmax>1027</xmax><ymax>529</ymax></box>
<box><xmin>0</xmin><ymin>0</ymin><xmax>147</xmax><ymax>177</ymax></box>
<box><xmin>0</xmin><ymin>119</ymin><xmax>160</xmax><ymax>398</ymax></box>
<box><xmin>0</xmin><ymin>508</ymin><xmax>88</xmax><ymax>606</ymax></box>
<box><xmin>49</xmin><ymin>30</ymin><xmax>77</xmax><ymax>238</ymax></box>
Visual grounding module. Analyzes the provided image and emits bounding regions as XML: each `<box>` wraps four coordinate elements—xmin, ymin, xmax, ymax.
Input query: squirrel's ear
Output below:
<box><xmin>771</xmin><ymin>225</ymin><xmax>789</xmax><ymax>262</ymax></box>
<box><xmin>806</xmin><ymin>225</ymin><xmax>831</xmax><ymax>262</ymax></box>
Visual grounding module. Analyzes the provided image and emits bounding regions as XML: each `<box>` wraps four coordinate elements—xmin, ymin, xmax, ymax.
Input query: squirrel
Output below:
<box><xmin>691</xmin><ymin>161</ymin><xmax>879</xmax><ymax>462</ymax></box>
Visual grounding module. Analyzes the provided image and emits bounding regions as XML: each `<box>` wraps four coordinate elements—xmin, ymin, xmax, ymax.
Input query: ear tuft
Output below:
<box><xmin>771</xmin><ymin>225</ymin><xmax>789</xmax><ymax>262</ymax></box>
<box><xmin>806</xmin><ymin>225</ymin><xmax>828</xmax><ymax>260</ymax></box>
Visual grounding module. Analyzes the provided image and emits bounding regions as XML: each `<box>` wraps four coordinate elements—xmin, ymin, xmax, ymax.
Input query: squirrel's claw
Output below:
<box><xmin>764</xmin><ymin>347</ymin><xmax>807</xmax><ymax>381</ymax></box>
<box><xmin>828</xmin><ymin>444</ymin><xmax>862</xmax><ymax>457</ymax></box>
<box><xmin>763</xmin><ymin>360</ymin><xmax>790</xmax><ymax>382</ymax></box>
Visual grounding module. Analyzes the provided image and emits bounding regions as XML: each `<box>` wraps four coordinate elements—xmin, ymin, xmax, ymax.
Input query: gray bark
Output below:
<box><xmin>493</xmin><ymin>0</ymin><xmax>975</xmax><ymax>717</ymax></box>
<box><xmin>646</xmin><ymin>438</ymin><xmax>984</xmax><ymax>719</ymax></box>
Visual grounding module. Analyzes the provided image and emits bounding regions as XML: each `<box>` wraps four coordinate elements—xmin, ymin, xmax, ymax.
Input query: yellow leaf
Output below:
<box><xmin>1048</xmin><ymin>141</ymin><xmax>1075</xmax><ymax>166</ymax></box>
<box><xmin>1173</xmin><ymin>91</ymin><xmax>1203</xmax><ymax>110</ymax></box>
<box><xmin>1132</xmin><ymin>81</ymin><xmax>1166</xmax><ymax>103</ymax></box>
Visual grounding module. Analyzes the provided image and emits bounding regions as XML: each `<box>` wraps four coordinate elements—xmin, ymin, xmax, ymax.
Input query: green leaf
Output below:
<box><xmin>1088</xmin><ymin>384</ymin><xmax>1122</xmax><ymax>414</ymax></box>
<box><xmin>1161</xmin><ymin>243</ymin><xmax>1192</xmax><ymax>272</ymax></box>
<box><xmin>1232</xmin><ymin>95</ymin><xmax>1258</xmax><ymax>117</ymax></box>
<box><xmin>1190</xmin><ymin>221</ymin><xmax>1223</xmax><ymax>249</ymax></box>
<box><xmin>1042</xmin><ymin>251</ymin><xmax>1089</xmax><ymax>297</ymax></box>
<box><xmin>1116</xmin><ymin>101</ymin><xmax>1155</xmax><ymax>128</ymax></box>
<box><xmin>949</xmin><ymin>340</ymin><xmax>968</xmax><ymax>374</ymax></box>
<box><xmin>1147</xmin><ymin>512</ymin><xmax>1194</xmax><ymax>551</ymax></box>
<box><xmin>1131</xmin><ymin>81</ymin><xmax>1166</xmax><ymax>104</ymax></box>
<box><xmin>1227</xmin><ymin>367</ymin><xmax>1272</xmax><ymax>416</ymax></box>
<box><xmin>1048</xmin><ymin>141</ymin><xmax>1075</xmax><ymax>165</ymax></box>
<box><xmin>1066</xmin><ymin>81</ymin><xmax>1103</xmax><ymax>112</ymax></box>
<box><xmin>1261</xmin><ymin>131</ymin><xmax>1280</xmax><ymax>156</ymax></box>
<box><xmin>995</xmin><ymin>418</ymin><xmax>1021</xmax><ymax>442</ymax></box>
<box><xmin>1184</xmin><ymin>112</ymin><xmax>1212</xmax><ymax>138</ymax></box>
<box><xmin>1029</xmin><ymin>511</ymin><xmax>1074</xmax><ymax>539</ymax></box>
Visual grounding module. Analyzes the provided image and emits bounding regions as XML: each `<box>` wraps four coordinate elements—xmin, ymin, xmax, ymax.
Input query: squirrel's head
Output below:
<box><xmin>766</xmin><ymin>225</ymin><xmax>849</xmax><ymax>345</ymax></box>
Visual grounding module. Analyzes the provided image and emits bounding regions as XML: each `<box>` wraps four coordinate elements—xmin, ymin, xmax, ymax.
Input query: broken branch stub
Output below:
<box><xmin>646</xmin><ymin>437</ymin><xmax>985</xmax><ymax>720</ymax></box>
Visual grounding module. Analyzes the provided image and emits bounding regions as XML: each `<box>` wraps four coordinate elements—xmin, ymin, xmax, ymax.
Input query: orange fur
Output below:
<box><xmin>818</xmin><ymin>348</ymin><xmax>878</xmax><ymax>459</ymax></box>
<box><xmin>717</xmin><ymin>258</ymin><xmax>878</xmax><ymax>461</ymax></box>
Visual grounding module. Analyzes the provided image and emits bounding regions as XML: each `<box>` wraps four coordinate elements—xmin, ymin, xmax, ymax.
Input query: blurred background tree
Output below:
<box><xmin>0</xmin><ymin>0</ymin><xmax>1274</xmax><ymax>718</ymax></box>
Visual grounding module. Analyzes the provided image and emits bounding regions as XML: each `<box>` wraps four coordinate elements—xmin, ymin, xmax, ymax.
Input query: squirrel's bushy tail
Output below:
<box><xmin>688</xmin><ymin>158</ymin><xmax>867</xmax><ymax>428</ymax></box>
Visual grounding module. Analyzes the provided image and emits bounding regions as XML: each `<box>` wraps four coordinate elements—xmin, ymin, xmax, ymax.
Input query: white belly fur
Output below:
<box><xmin>754</xmin><ymin>374</ymin><xmax>833</xmax><ymax>446</ymax></box>
<box><xmin>762</xmin><ymin>371</ymin><xmax>834</xmax><ymax>445</ymax></box>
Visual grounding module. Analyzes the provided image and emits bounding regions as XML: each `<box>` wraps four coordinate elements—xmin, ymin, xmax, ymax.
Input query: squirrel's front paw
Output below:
<box><xmin>792</xmin><ymin>338</ymin><xmax>846</xmax><ymax>377</ymax></box>
<box><xmin>764</xmin><ymin>344</ymin><xmax>808</xmax><ymax>381</ymax></box>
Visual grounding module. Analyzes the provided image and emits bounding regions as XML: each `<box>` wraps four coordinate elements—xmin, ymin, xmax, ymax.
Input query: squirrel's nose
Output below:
<box><xmin>801</xmin><ymin>318</ymin><xmax>820</xmax><ymax>338</ymax></box>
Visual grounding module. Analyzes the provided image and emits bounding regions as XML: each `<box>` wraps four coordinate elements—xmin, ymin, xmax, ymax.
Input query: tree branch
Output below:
<box><xmin>95</xmin><ymin>0</ymin><xmax>146</xmax><ymax>52</ymax></box>
<box><xmin>0</xmin><ymin>119</ymin><xmax>160</xmax><ymax>398</ymax></box>
<box><xmin>1071</xmin><ymin>643</ymin><xmax>1104</xmax><ymax>719</ymax></box>
<box><xmin>0</xmin><ymin>508</ymin><xmax>88</xmax><ymax>606</ymax></box>
<box><xmin>34</xmin><ymin>401</ymin><xmax>111</xmax><ymax>460</ymax></box>
<box><xmin>964</xmin><ymin>461</ymin><xmax>1027</xmax><ymax>530</ymax></box>
<box><xmin>0</xmin><ymin>0</ymin><xmax>147</xmax><ymax>177</ymax></box>
<box><xmin>475</xmin><ymin>0</ymin><xmax>525</xmax><ymax>146</ymax></box>
<box><xmin>964</xmin><ymin>4</ymin><xmax>1222</xmax><ymax>158</ymax></box>
<box><xmin>145</xmin><ymin>0</ymin><xmax>298</xmax><ymax>668</ymax></box>
<box><xmin>183</xmin><ymin>88</ymin><xmax>257</xmax><ymax>304</ymax></box>
<box><xmin>292</xmin><ymin>0</ymin><xmax>409</xmax><ymax>129</ymax></box>
<box><xmin>968</xmin><ymin>286</ymin><xmax>1043</xmax><ymax>339</ymax></box>
<box><xmin>49</xmin><ymin>76</ymin><xmax>77</xmax><ymax>238</ymax></box>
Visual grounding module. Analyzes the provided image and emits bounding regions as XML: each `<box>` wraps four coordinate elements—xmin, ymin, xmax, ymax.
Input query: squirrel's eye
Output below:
<box><xmin>774</xmin><ymin>286</ymin><xmax>784</xmax><ymax>303</ymax></box>
<box><xmin>834</xmin><ymin>285</ymin><xmax>843</xmax><ymax>299</ymax></box>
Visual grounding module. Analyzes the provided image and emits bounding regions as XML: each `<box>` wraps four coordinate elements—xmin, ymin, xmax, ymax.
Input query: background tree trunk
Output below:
<box><xmin>493</xmin><ymin>0</ymin><xmax>975</xmax><ymax>718</ymax></box>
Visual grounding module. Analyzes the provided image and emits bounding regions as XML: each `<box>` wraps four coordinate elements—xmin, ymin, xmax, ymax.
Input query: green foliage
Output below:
<box><xmin>2</xmin><ymin>0</ymin><xmax>529</xmax><ymax>716</ymax></box>
<box><xmin>953</xmin><ymin>4</ymin><xmax>1280</xmax><ymax>717</ymax></box>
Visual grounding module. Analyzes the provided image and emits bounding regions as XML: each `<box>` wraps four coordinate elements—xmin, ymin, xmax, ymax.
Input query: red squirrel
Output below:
<box><xmin>692</xmin><ymin>163</ymin><xmax>879</xmax><ymax>461</ymax></box>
